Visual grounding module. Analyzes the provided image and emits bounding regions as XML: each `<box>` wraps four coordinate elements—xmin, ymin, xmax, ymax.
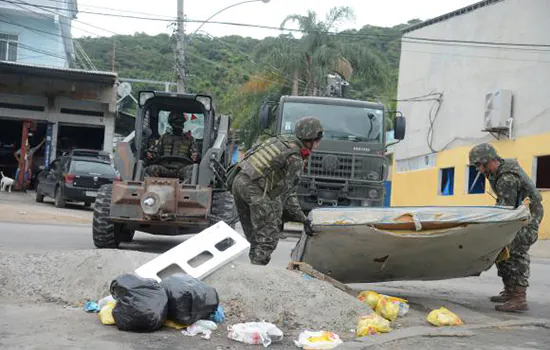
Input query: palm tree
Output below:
<box><xmin>256</xmin><ymin>7</ymin><xmax>389</xmax><ymax>97</ymax></box>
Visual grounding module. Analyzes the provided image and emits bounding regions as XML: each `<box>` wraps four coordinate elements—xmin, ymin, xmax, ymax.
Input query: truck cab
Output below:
<box><xmin>263</xmin><ymin>95</ymin><xmax>405</xmax><ymax>213</ymax></box>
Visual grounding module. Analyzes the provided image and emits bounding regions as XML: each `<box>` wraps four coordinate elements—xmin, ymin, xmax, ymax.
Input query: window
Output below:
<box><xmin>439</xmin><ymin>167</ymin><xmax>455</xmax><ymax>196</ymax></box>
<box><xmin>0</xmin><ymin>33</ymin><xmax>18</xmax><ymax>62</ymax></box>
<box><xmin>70</xmin><ymin>160</ymin><xmax>115</xmax><ymax>176</ymax></box>
<box><xmin>467</xmin><ymin>165</ymin><xmax>486</xmax><ymax>194</ymax></box>
<box><xmin>534</xmin><ymin>155</ymin><xmax>550</xmax><ymax>189</ymax></box>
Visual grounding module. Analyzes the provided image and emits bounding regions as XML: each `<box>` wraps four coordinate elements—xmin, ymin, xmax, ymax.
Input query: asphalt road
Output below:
<box><xmin>1</xmin><ymin>221</ymin><xmax>550</xmax><ymax>349</ymax></box>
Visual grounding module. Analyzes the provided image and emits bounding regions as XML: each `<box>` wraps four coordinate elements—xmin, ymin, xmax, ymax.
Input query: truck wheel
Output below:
<box><xmin>118</xmin><ymin>227</ymin><xmax>135</xmax><ymax>243</ymax></box>
<box><xmin>54</xmin><ymin>187</ymin><xmax>66</xmax><ymax>208</ymax></box>
<box><xmin>92</xmin><ymin>184</ymin><xmax>119</xmax><ymax>249</ymax></box>
<box><xmin>210</xmin><ymin>190</ymin><xmax>238</xmax><ymax>229</ymax></box>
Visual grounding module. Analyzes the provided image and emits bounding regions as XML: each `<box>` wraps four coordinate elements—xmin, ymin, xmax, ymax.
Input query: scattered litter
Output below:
<box><xmin>356</xmin><ymin>314</ymin><xmax>392</xmax><ymax>337</ymax></box>
<box><xmin>98</xmin><ymin>295</ymin><xmax>115</xmax><ymax>309</ymax></box>
<box><xmin>357</xmin><ymin>291</ymin><xmax>380</xmax><ymax>309</ymax></box>
<box><xmin>426</xmin><ymin>307</ymin><xmax>464</xmax><ymax>327</ymax></box>
<box><xmin>358</xmin><ymin>291</ymin><xmax>409</xmax><ymax>320</ymax></box>
<box><xmin>182</xmin><ymin>320</ymin><xmax>218</xmax><ymax>340</ymax></box>
<box><xmin>294</xmin><ymin>331</ymin><xmax>343</xmax><ymax>349</ymax></box>
<box><xmin>227</xmin><ymin>322</ymin><xmax>284</xmax><ymax>347</ymax></box>
<box><xmin>160</xmin><ymin>273</ymin><xmax>219</xmax><ymax>326</ymax></box>
<box><xmin>210</xmin><ymin>305</ymin><xmax>225</xmax><ymax>324</ymax></box>
<box><xmin>19</xmin><ymin>211</ymin><xmax>27</xmax><ymax>215</ymax></box>
<box><xmin>98</xmin><ymin>301</ymin><xmax>116</xmax><ymax>325</ymax></box>
<box><xmin>164</xmin><ymin>320</ymin><xmax>188</xmax><ymax>330</ymax></box>
<box><xmin>83</xmin><ymin>301</ymin><xmax>100</xmax><ymax>313</ymax></box>
<box><xmin>110</xmin><ymin>274</ymin><xmax>168</xmax><ymax>332</ymax></box>
<box><xmin>302</xmin><ymin>274</ymin><xmax>314</xmax><ymax>281</ymax></box>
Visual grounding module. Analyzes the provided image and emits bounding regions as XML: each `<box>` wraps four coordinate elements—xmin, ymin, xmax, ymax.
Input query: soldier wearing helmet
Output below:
<box><xmin>226</xmin><ymin>116</ymin><xmax>324</xmax><ymax>265</ymax></box>
<box><xmin>145</xmin><ymin>111</ymin><xmax>199</xmax><ymax>182</ymax></box>
<box><xmin>469</xmin><ymin>143</ymin><xmax>543</xmax><ymax>312</ymax></box>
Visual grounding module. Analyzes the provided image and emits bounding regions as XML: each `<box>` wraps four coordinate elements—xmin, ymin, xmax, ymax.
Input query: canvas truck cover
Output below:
<box><xmin>291</xmin><ymin>204</ymin><xmax>531</xmax><ymax>283</ymax></box>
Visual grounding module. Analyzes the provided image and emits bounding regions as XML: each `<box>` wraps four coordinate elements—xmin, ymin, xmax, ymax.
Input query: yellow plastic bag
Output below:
<box><xmin>426</xmin><ymin>307</ymin><xmax>464</xmax><ymax>327</ymax></box>
<box><xmin>375</xmin><ymin>296</ymin><xmax>400</xmax><ymax>322</ymax></box>
<box><xmin>357</xmin><ymin>291</ymin><xmax>381</xmax><ymax>309</ymax></box>
<box><xmin>356</xmin><ymin>314</ymin><xmax>392</xmax><ymax>336</ymax></box>
<box><xmin>164</xmin><ymin>320</ymin><xmax>188</xmax><ymax>330</ymax></box>
<box><xmin>98</xmin><ymin>301</ymin><xmax>116</xmax><ymax>325</ymax></box>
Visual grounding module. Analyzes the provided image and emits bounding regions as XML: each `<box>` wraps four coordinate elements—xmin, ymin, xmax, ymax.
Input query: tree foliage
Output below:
<box><xmin>77</xmin><ymin>12</ymin><xmax>413</xmax><ymax>147</ymax></box>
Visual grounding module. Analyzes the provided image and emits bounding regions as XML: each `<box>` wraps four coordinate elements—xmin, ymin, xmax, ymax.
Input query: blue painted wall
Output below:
<box><xmin>0</xmin><ymin>12</ymin><xmax>67</xmax><ymax>67</ymax></box>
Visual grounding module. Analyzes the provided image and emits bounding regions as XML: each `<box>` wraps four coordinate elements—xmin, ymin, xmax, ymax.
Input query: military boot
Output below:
<box><xmin>495</xmin><ymin>286</ymin><xmax>529</xmax><ymax>312</ymax></box>
<box><xmin>490</xmin><ymin>280</ymin><xmax>513</xmax><ymax>303</ymax></box>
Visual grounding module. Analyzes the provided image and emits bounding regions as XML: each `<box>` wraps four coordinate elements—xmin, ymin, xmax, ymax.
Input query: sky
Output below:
<box><xmin>71</xmin><ymin>0</ymin><xmax>479</xmax><ymax>39</ymax></box>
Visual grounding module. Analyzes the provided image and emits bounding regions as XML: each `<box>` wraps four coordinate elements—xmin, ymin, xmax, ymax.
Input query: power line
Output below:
<box><xmin>405</xmin><ymin>35</ymin><xmax>550</xmax><ymax>49</ymax></box>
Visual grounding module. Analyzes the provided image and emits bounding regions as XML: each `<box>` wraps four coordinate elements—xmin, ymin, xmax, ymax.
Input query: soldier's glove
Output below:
<box><xmin>303</xmin><ymin>218</ymin><xmax>315</xmax><ymax>237</ymax></box>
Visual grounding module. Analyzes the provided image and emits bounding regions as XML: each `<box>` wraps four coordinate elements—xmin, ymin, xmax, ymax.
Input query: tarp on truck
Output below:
<box><xmin>291</xmin><ymin>204</ymin><xmax>530</xmax><ymax>283</ymax></box>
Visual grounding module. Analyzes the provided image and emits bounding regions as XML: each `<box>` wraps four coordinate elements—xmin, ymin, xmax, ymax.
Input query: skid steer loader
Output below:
<box><xmin>92</xmin><ymin>91</ymin><xmax>237</xmax><ymax>248</ymax></box>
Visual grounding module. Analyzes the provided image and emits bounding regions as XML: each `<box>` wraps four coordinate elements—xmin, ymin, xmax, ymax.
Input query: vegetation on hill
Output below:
<box><xmin>77</xmin><ymin>7</ymin><xmax>419</xmax><ymax>146</ymax></box>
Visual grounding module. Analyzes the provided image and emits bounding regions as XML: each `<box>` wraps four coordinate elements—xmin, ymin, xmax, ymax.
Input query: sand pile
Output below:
<box><xmin>0</xmin><ymin>250</ymin><xmax>371</xmax><ymax>332</ymax></box>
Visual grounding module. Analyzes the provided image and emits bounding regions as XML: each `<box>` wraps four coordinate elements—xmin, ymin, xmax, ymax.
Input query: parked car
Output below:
<box><xmin>61</xmin><ymin>148</ymin><xmax>111</xmax><ymax>162</ymax></box>
<box><xmin>36</xmin><ymin>155</ymin><xmax>119</xmax><ymax>208</ymax></box>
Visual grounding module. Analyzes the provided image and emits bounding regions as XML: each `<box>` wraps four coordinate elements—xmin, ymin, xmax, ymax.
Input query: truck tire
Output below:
<box><xmin>209</xmin><ymin>190</ymin><xmax>238</xmax><ymax>229</ymax></box>
<box><xmin>92</xmin><ymin>184</ymin><xmax>119</xmax><ymax>249</ymax></box>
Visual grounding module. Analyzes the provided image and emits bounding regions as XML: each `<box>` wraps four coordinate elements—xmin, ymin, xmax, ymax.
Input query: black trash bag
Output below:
<box><xmin>160</xmin><ymin>273</ymin><xmax>219</xmax><ymax>325</ymax></box>
<box><xmin>110</xmin><ymin>274</ymin><xmax>168</xmax><ymax>332</ymax></box>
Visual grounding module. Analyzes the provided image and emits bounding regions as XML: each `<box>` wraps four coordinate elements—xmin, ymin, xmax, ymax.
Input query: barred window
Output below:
<box><xmin>0</xmin><ymin>33</ymin><xmax>18</xmax><ymax>62</ymax></box>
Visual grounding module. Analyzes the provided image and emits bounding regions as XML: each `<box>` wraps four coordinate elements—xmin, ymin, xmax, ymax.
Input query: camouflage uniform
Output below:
<box><xmin>145</xmin><ymin>131</ymin><xmax>197</xmax><ymax>182</ymax></box>
<box><xmin>227</xmin><ymin>117</ymin><xmax>323</xmax><ymax>265</ymax></box>
<box><xmin>469</xmin><ymin>143</ymin><xmax>544</xmax><ymax>312</ymax></box>
<box><xmin>488</xmin><ymin>159</ymin><xmax>544</xmax><ymax>287</ymax></box>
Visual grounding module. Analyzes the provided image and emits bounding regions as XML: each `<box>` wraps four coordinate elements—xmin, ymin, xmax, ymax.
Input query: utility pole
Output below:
<box><xmin>176</xmin><ymin>0</ymin><xmax>186</xmax><ymax>93</ymax></box>
<box><xmin>111</xmin><ymin>39</ymin><xmax>116</xmax><ymax>72</ymax></box>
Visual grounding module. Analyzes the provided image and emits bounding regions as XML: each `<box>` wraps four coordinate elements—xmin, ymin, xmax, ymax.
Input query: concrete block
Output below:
<box><xmin>135</xmin><ymin>221</ymin><xmax>250</xmax><ymax>282</ymax></box>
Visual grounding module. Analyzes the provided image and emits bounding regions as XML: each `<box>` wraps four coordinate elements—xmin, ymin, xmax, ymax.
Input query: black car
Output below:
<box><xmin>36</xmin><ymin>155</ymin><xmax>119</xmax><ymax>208</ymax></box>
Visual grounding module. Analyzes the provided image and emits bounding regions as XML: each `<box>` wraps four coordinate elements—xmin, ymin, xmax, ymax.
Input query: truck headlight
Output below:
<box><xmin>368</xmin><ymin>189</ymin><xmax>378</xmax><ymax>199</ymax></box>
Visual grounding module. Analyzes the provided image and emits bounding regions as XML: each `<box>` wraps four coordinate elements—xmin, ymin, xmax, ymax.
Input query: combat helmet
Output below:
<box><xmin>469</xmin><ymin>143</ymin><xmax>499</xmax><ymax>165</ymax></box>
<box><xmin>294</xmin><ymin>116</ymin><xmax>324</xmax><ymax>141</ymax></box>
<box><xmin>168</xmin><ymin>111</ymin><xmax>186</xmax><ymax>129</ymax></box>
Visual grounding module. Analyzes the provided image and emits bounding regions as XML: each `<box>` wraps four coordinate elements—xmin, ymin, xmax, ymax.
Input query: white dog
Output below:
<box><xmin>1</xmin><ymin>171</ymin><xmax>14</xmax><ymax>193</ymax></box>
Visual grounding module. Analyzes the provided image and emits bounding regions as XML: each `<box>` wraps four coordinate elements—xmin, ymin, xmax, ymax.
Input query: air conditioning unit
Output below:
<box><xmin>484</xmin><ymin>89</ymin><xmax>513</xmax><ymax>131</ymax></box>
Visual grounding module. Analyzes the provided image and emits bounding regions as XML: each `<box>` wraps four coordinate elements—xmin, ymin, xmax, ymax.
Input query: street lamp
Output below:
<box><xmin>191</xmin><ymin>0</ymin><xmax>271</xmax><ymax>37</ymax></box>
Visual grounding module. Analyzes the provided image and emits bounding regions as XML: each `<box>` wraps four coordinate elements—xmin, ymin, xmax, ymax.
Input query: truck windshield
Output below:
<box><xmin>158</xmin><ymin>110</ymin><xmax>205</xmax><ymax>140</ymax></box>
<box><xmin>281</xmin><ymin>102</ymin><xmax>384</xmax><ymax>143</ymax></box>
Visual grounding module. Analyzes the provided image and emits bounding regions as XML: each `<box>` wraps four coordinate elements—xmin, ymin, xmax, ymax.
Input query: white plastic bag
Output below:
<box><xmin>98</xmin><ymin>295</ymin><xmax>115</xmax><ymax>309</ymax></box>
<box><xmin>182</xmin><ymin>320</ymin><xmax>218</xmax><ymax>340</ymax></box>
<box><xmin>227</xmin><ymin>322</ymin><xmax>284</xmax><ymax>347</ymax></box>
<box><xmin>294</xmin><ymin>331</ymin><xmax>343</xmax><ymax>349</ymax></box>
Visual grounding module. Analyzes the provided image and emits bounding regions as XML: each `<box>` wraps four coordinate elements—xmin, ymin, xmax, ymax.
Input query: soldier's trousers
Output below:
<box><xmin>145</xmin><ymin>164</ymin><xmax>193</xmax><ymax>183</ymax></box>
<box><xmin>496</xmin><ymin>222</ymin><xmax>539</xmax><ymax>287</ymax></box>
<box><xmin>231</xmin><ymin>172</ymin><xmax>282</xmax><ymax>265</ymax></box>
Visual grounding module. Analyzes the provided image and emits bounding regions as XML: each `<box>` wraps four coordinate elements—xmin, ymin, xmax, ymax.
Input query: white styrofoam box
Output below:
<box><xmin>135</xmin><ymin>221</ymin><xmax>250</xmax><ymax>282</ymax></box>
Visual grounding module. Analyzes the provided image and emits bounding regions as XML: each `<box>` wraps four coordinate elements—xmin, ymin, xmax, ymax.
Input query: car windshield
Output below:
<box><xmin>70</xmin><ymin>160</ymin><xmax>115</xmax><ymax>176</ymax></box>
<box><xmin>158</xmin><ymin>110</ymin><xmax>205</xmax><ymax>140</ymax></box>
<box><xmin>281</xmin><ymin>102</ymin><xmax>384</xmax><ymax>143</ymax></box>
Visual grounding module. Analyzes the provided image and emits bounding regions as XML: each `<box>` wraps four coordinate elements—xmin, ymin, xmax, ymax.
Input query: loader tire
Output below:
<box><xmin>92</xmin><ymin>184</ymin><xmax>119</xmax><ymax>249</ymax></box>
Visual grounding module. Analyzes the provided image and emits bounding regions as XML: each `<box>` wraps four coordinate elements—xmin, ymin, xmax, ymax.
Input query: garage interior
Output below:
<box><xmin>56</xmin><ymin>124</ymin><xmax>105</xmax><ymax>158</ymax></box>
<box><xmin>0</xmin><ymin>118</ymin><xmax>47</xmax><ymax>183</ymax></box>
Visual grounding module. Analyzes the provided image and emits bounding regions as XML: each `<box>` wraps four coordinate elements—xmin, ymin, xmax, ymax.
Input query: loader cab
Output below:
<box><xmin>131</xmin><ymin>91</ymin><xmax>214</xmax><ymax>181</ymax></box>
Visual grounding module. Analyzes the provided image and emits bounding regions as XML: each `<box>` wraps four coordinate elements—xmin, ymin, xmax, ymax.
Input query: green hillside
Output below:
<box><xmin>77</xmin><ymin>8</ymin><xmax>418</xmax><ymax>146</ymax></box>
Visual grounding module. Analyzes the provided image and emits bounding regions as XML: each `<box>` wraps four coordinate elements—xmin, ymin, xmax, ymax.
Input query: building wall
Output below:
<box><xmin>395</xmin><ymin>0</ymin><xmax>550</xmax><ymax>161</ymax></box>
<box><xmin>391</xmin><ymin>133</ymin><xmax>550</xmax><ymax>238</ymax></box>
<box><xmin>0</xmin><ymin>13</ymin><xmax>67</xmax><ymax>67</ymax></box>
<box><xmin>392</xmin><ymin>0</ymin><xmax>550</xmax><ymax>239</ymax></box>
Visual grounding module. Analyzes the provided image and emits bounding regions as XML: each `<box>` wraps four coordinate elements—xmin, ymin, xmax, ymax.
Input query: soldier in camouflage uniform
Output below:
<box><xmin>145</xmin><ymin>111</ymin><xmax>198</xmax><ymax>182</ymax></box>
<box><xmin>227</xmin><ymin>116</ymin><xmax>324</xmax><ymax>265</ymax></box>
<box><xmin>469</xmin><ymin>143</ymin><xmax>544</xmax><ymax>312</ymax></box>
